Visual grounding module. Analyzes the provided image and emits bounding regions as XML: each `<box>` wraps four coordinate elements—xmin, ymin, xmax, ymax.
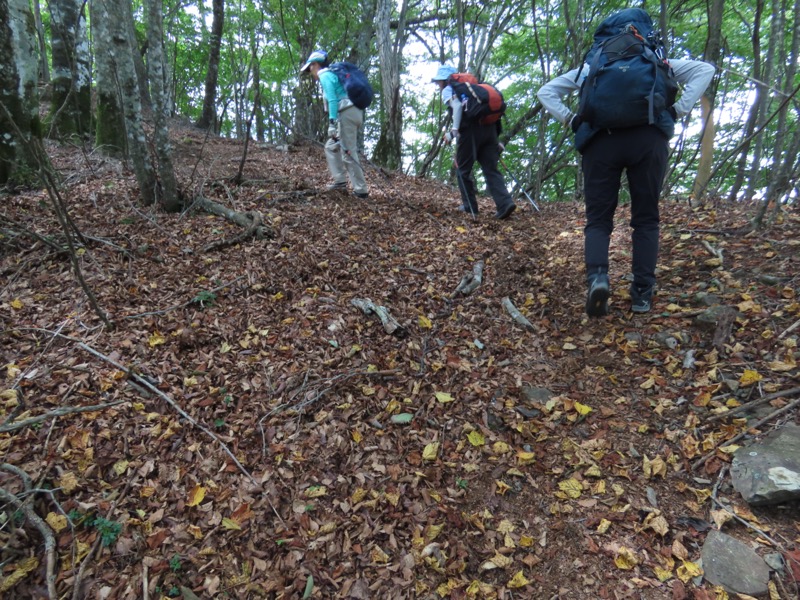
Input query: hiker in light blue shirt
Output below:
<box><xmin>301</xmin><ymin>50</ymin><xmax>368</xmax><ymax>198</ymax></box>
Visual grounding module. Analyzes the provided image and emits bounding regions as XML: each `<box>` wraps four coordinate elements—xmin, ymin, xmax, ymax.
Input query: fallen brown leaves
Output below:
<box><xmin>0</xmin><ymin>133</ymin><xmax>798</xmax><ymax>599</ymax></box>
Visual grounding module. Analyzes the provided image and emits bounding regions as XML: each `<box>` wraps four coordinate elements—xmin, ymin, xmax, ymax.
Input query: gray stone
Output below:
<box><xmin>520</xmin><ymin>385</ymin><xmax>552</xmax><ymax>404</ymax></box>
<box><xmin>694</xmin><ymin>291</ymin><xmax>721</xmax><ymax>307</ymax></box>
<box><xmin>701</xmin><ymin>530</ymin><xmax>770</xmax><ymax>597</ymax></box>
<box><xmin>695</xmin><ymin>305</ymin><xmax>738</xmax><ymax>332</ymax></box>
<box><xmin>731</xmin><ymin>424</ymin><xmax>800</xmax><ymax>506</ymax></box>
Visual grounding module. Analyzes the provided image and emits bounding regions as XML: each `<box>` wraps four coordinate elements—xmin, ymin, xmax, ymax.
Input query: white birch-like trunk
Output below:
<box><xmin>94</xmin><ymin>0</ymin><xmax>157</xmax><ymax>205</ymax></box>
<box><xmin>0</xmin><ymin>0</ymin><xmax>40</xmax><ymax>184</ymax></box>
<box><xmin>91</xmin><ymin>0</ymin><xmax>126</xmax><ymax>156</ymax></box>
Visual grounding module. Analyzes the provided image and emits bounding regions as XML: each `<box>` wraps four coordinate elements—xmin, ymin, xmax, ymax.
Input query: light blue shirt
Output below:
<box><xmin>319</xmin><ymin>69</ymin><xmax>348</xmax><ymax>119</ymax></box>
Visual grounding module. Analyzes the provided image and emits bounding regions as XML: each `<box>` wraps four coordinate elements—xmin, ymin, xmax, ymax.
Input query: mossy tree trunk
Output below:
<box><xmin>91</xmin><ymin>0</ymin><xmax>126</xmax><ymax>156</ymax></box>
<box><xmin>47</xmin><ymin>0</ymin><xmax>92</xmax><ymax>138</ymax></box>
<box><xmin>0</xmin><ymin>0</ymin><xmax>40</xmax><ymax>186</ymax></box>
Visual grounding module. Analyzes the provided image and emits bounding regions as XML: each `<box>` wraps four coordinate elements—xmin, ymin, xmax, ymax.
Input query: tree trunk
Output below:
<box><xmin>0</xmin><ymin>0</ymin><xmax>40</xmax><ymax>185</ymax></box>
<box><xmin>92</xmin><ymin>0</ymin><xmax>126</xmax><ymax>156</ymax></box>
<box><xmin>48</xmin><ymin>0</ymin><xmax>92</xmax><ymax>137</ymax></box>
<box><xmin>372</xmin><ymin>0</ymin><xmax>408</xmax><ymax>170</ymax></box>
<box><xmin>196</xmin><ymin>0</ymin><xmax>224</xmax><ymax>130</ymax></box>
<box><xmin>691</xmin><ymin>0</ymin><xmax>722</xmax><ymax>203</ymax></box>
<box><xmin>253</xmin><ymin>51</ymin><xmax>265</xmax><ymax>143</ymax></box>
<box><xmin>32</xmin><ymin>0</ymin><xmax>49</xmax><ymax>83</ymax></box>
<box><xmin>95</xmin><ymin>0</ymin><xmax>158</xmax><ymax>205</ymax></box>
<box><xmin>145</xmin><ymin>0</ymin><xmax>181</xmax><ymax>212</ymax></box>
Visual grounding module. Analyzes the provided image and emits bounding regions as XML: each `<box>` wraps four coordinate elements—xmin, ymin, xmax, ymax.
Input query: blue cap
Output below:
<box><xmin>431</xmin><ymin>64</ymin><xmax>457</xmax><ymax>82</ymax></box>
<box><xmin>301</xmin><ymin>50</ymin><xmax>328</xmax><ymax>72</ymax></box>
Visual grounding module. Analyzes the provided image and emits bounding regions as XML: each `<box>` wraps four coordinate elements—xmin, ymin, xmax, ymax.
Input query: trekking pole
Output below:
<box><xmin>499</xmin><ymin>156</ymin><xmax>540</xmax><ymax>212</ymax></box>
<box><xmin>453</xmin><ymin>154</ymin><xmax>477</xmax><ymax>221</ymax></box>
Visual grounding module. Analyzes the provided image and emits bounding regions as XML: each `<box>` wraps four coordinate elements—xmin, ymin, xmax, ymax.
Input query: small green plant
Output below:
<box><xmin>168</xmin><ymin>585</ymin><xmax>180</xmax><ymax>597</ymax></box>
<box><xmin>192</xmin><ymin>290</ymin><xmax>217</xmax><ymax>308</ymax></box>
<box><xmin>223</xmin><ymin>394</ymin><xmax>233</xmax><ymax>407</ymax></box>
<box><xmin>92</xmin><ymin>516</ymin><xmax>122</xmax><ymax>547</ymax></box>
<box><xmin>214</xmin><ymin>418</ymin><xmax>225</xmax><ymax>429</ymax></box>
<box><xmin>456</xmin><ymin>478</ymin><xmax>468</xmax><ymax>490</ymax></box>
<box><xmin>169</xmin><ymin>553</ymin><xmax>182</xmax><ymax>572</ymax></box>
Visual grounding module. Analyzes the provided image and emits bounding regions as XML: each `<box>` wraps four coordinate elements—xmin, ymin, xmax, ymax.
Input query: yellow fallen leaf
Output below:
<box><xmin>643</xmin><ymin>455</ymin><xmax>667</xmax><ymax>479</ymax></box>
<box><xmin>187</xmin><ymin>485</ymin><xmax>206</xmax><ymax>507</ymax></box>
<box><xmin>10</xmin><ymin>298</ymin><xmax>23</xmax><ymax>309</ymax></box>
<box><xmin>467</xmin><ymin>430</ymin><xmax>485</xmax><ymax>446</ymax></box>
<box><xmin>422</xmin><ymin>442</ymin><xmax>439</xmax><ymax>461</ymax></box>
<box><xmin>435</xmin><ymin>391</ymin><xmax>453</xmax><ymax>403</ymax></box>
<box><xmin>305</xmin><ymin>485</ymin><xmax>327</xmax><ymax>498</ymax></box>
<box><xmin>221</xmin><ymin>517</ymin><xmax>241</xmax><ymax>530</ymax></box>
<box><xmin>418</xmin><ymin>314</ymin><xmax>432</xmax><ymax>329</ymax></box>
<box><xmin>188</xmin><ymin>524</ymin><xmax>203</xmax><ymax>539</ymax></box>
<box><xmin>558</xmin><ymin>478</ymin><xmax>582</xmax><ymax>499</ymax></box>
<box><xmin>46</xmin><ymin>512</ymin><xmax>68</xmax><ymax>533</ymax></box>
<box><xmin>113</xmin><ymin>460</ymin><xmax>129</xmax><ymax>475</ymax></box>
<box><xmin>507</xmin><ymin>570</ymin><xmax>531</xmax><ymax>589</ymax></box>
<box><xmin>220</xmin><ymin>341</ymin><xmax>232</xmax><ymax>353</ymax></box>
<box><xmin>352</xmin><ymin>429</ymin><xmax>362</xmax><ymax>444</ymax></box>
<box><xmin>58</xmin><ymin>471</ymin><xmax>79</xmax><ymax>494</ymax></box>
<box><xmin>574</xmin><ymin>401</ymin><xmax>592</xmax><ymax>416</ymax></box>
<box><xmin>676</xmin><ymin>560</ymin><xmax>702</xmax><ymax>582</ymax></box>
<box><xmin>0</xmin><ymin>557</ymin><xmax>38</xmax><ymax>592</ymax></box>
<box><xmin>148</xmin><ymin>331</ymin><xmax>166</xmax><ymax>347</ymax></box>
<box><xmin>653</xmin><ymin>566</ymin><xmax>673</xmax><ymax>582</ymax></box>
<box><xmin>562</xmin><ymin>342</ymin><xmax>577</xmax><ymax>350</ymax></box>
<box><xmin>481</xmin><ymin>552</ymin><xmax>514</xmax><ymax>570</ymax></box>
<box><xmin>351</xmin><ymin>488</ymin><xmax>367</xmax><ymax>503</ymax></box>
<box><xmin>642</xmin><ymin>512</ymin><xmax>669</xmax><ymax>536</ymax></box>
<box><xmin>739</xmin><ymin>369</ymin><xmax>762</xmax><ymax>386</ymax></box>
<box><xmin>614</xmin><ymin>547</ymin><xmax>639</xmax><ymax>570</ymax></box>
<box><xmin>517</xmin><ymin>450</ymin><xmax>535</xmax><ymax>465</ymax></box>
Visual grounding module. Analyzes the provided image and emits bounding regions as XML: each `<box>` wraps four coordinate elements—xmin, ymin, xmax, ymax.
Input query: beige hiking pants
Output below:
<box><xmin>324</xmin><ymin>107</ymin><xmax>368</xmax><ymax>195</ymax></box>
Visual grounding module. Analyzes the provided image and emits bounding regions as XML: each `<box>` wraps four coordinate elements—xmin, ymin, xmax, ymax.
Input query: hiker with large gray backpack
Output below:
<box><xmin>431</xmin><ymin>65</ymin><xmax>517</xmax><ymax>220</ymax></box>
<box><xmin>537</xmin><ymin>8</ymin><xmax>714</xmax><ymax>317</ymax></box>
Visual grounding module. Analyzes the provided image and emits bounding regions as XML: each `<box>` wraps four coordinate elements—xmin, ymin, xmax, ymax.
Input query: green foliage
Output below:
<box><xmin>192</xmin><ymin>290</ymin><xmax>217</xmax><ymax>308</ymax></box>
<box><xmin>169</xmin><ymin>553</ymin><xmax>183</xmax><ymax>572</ymax></box>
<box><xmin>92</xmin><ymin>516</ymin><xmax>122</xmax><ymax>547</ymax></box>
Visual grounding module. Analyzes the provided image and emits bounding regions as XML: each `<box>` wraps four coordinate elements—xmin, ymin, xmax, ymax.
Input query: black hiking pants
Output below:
<box><xmin>581</xmin><ymin>125</ymin><xmax>669</xmax><ymax>290</ymax></box>
<box><xmin>455</xmin><ymin>124</ymin><xmax>514</xmax><ymax>214</ymax></box>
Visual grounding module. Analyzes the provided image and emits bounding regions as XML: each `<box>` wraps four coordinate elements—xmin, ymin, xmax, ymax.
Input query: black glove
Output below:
<box><xmin>570</xmin><ymin>114</ymin><xmax>582</xmax><ymax>133</ymax></box>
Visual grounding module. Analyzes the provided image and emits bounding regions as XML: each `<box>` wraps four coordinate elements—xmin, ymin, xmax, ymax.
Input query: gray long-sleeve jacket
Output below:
<box><xmin>537</xmin><ymin>58</ymin><xmax>715</xmax><ymax>126</ymax></box>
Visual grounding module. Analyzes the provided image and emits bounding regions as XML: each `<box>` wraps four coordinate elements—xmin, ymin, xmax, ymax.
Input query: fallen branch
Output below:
<box><xmin>451</xmin><ymin>260</ymin><xmax>484</xmax><ymax>297</ymax></box>
<box><xmin>203</xmin><ymin>210</ymin><xmax>263</xmax><ymax>252</ymax></box>
<box><xmin>350</xmin><ymin>298</ymin><xmax>406</xmax><ymax>337</ymax></box>
<box><xmin>193</xmin><ymin>195</ymin><xmax>274</xmax><ymax>240</ymax></box>
<box><xmin>692</xmin><ymin>394</ymin><xmax>800</xmax><ymax>471</ymax></box>
<box><xmin>778</xmin><ymin>318</ymin><xmax>800</xmax><ymax>340</ymax></box>
<box><xmin>76</xmin><ymin>342</ymin><xmax>258</xmax><ymax>487</ymax></box>
<box><xmin>0</xmin><ymin>400</ymin><xmax>124</xmax><ymax>433</ymax></box>
<box><xmin>705</xmin><ymin>386</ymin><xmax>800</xmax><ymax>423</ymax></box>
<box><xmin>0</xmin><ymin>465</ymin><xmax>57</xmax><ymax>600</ymax></box>
<box><xmin>501</xmin><ymin>297</ymin><xmax>535</xmax><ymax>332</ymax></box>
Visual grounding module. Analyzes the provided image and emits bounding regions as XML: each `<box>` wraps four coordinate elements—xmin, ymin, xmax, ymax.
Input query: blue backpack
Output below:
<box><xmin>576</xmin><ymin>9</ymin><xmax>678</xmax><ymax>130</ymax></box>
<box><xmin>328</xmin><ymin>62</ymin><xmax>374</xmax><ymax>110</ymax></box>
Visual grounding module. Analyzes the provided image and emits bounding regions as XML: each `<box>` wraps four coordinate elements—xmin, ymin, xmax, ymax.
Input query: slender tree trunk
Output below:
<box><xmin>0</xmin><ymin>0</ymin><xmax>40</xmax><ymax>185</ymax></box>
<box><xmin>691</xmin><ymin>0</ymin><xmax>722</xmax><ymax>203</ymax></box>
<box><xmin>92</xmin><ymin>0</ymin><xmax>126</xmax><ymax>156</ymax></box>
<box><xmin>727</xmin><ymin>0</ymin><xmax>764</xmax><ymax>202</ymax></box>
<box><xmin>373</xmin><ymin>0</ymin><xmax>408</xmax><ymax>169</ymax></box>
<box><xmin>123</xmin><ymin>0</ymin><xmax>151</xmax><ymax>112</ymax></box>
<box><xmin>196</xmin><ymin>0</ymin><xmax>224</xmax><ymax>130</ymax></box>
<box><xmin>145</xmin><ymin>0</ymin><xmax>180</xmax><ymax>212</ymax></box>
<box><xmin>48</xmin><ymin>0</ymin><xmax>92</xmax><ymax>137</ymax></box>
<box><xmin>253</xmin><ymin>51</ymin><xmax>265</xmax><ymax>143</ymax></box>
<box><xmin>32</xmin><ymin>0</ymin><xmax>49</xmax><ymax>83</ymax></box>
<box><xmin>95</xmin><ymin>0</ymin><xmax>158</xmax><ymax>205</ymax></box>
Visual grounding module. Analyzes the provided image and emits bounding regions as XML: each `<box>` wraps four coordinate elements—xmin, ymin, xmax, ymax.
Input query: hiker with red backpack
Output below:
<box><xmin>431</xmin><ymin>65</ymin><xmax>517</xmax><ymax>220</ymax></box>
<box><xmin>301</xmin><ymin>50</ymin><xmax>370</xmax><ymax>199</ymax></box>
<box><xmin>537</xmin><ymin>8</ymin><xmax>714</xmax><ymax>316</ymax></box>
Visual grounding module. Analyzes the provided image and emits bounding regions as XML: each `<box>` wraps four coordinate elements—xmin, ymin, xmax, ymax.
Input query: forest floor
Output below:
<box><xmin>1</xmin><ymin>129</ymin><xmax>799</xmax><ymax>600</ymax></box>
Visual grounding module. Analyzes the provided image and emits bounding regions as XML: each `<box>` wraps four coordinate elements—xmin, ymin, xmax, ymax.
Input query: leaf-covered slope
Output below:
<box><xmin>1</xmin><ymin>134</ymin><xmax>798</xmax><ymax>599</ymax></box>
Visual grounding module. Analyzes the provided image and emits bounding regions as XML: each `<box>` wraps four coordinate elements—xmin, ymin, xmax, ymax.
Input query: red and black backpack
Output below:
<box><xmin>448</xmin><ymin>73</ymin><xmax>506</xmax><ymax>126</ymax></box>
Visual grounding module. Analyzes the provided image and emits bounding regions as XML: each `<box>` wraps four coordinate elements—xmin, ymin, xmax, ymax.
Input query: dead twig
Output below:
<box><xmin>0</xmin><ymin>400</ymin><xmax>125</xmax><ymax>433</ymax></box>
<box><xmin>501</xmin><ymin>297</ymin><xmax>535</xmax><ymax>332</ymax></box>
<box><xmin>76</xmin><ymin>341</ymin><xmax>258</xmax><ymax>487</ymax></box>
<box><xmin>692</xmin><ymin>395</ymin><xmax>800</xmax><ymax>471</ymax></box>
<box><xmin>705</xmin><ymin>386</ymin><xmax>800</xmax><ymax>423</ymax></box>
<box><xmin>778</xmin><ymin>318</ymin><xmax>800</xmax><ymax>340</ymax></box>
<box><xmin>0</xmin><ymin>465</ymin><xmax>57</xmax><ymax>600</ymax></box>
<box><xmin>123</xmin><ymin>275</ymin><xmax>246</xmax><ymax>319</ymax></box>
<box><xmin>203</xmin><ymin>210</ymin><xmax>263</xmax><ymax>252</ymax></box>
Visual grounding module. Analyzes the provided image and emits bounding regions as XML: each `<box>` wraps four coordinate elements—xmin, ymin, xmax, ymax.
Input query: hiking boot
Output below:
<box><xmin>327</xmin><ymin>181</ymin><xmax>347</xmax><ymax>191</ymax></box>
<box><xmin>354</xmin><ymin>191</ymin><xmax>369</xmax><ymax>199</ymax></box>
<box><xmin>630</xmin><ymin>285</ymin><xmax>654</xmax><ymax>313</ymax></box>
<box><xmin>495</xmin><ymin>203</ymin><xmax>516</xmax><ymax>220</ymax></box>
<box><xmin>585</xmin><ymin>270</ymin><xmax>610</xmax><ymax>317</ymax></box>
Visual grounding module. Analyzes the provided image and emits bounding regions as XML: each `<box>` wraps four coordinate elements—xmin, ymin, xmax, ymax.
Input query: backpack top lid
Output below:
<box><xmin>593</xmin><ymin>8</ymin><xmax>654</xmax><ymax>42</ymax></box>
